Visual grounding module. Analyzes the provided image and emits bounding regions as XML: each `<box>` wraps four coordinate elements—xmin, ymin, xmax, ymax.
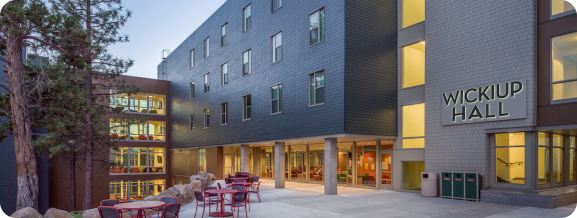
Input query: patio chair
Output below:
<box><xmin>225</xmin><ymin>191</ymin><xmax>249</xmax><ymax>218</ymax></box>
<box><xmin>153</xmin><ymin>202</ymin><xmax>181</xmax><ymax>218</ymax></box>
<box><xmin>152</xmin><ymin>197</ymin><xmax>178</xmax><ymax>217</ymax></box>
<box><xmin>194</xmin><ymin>191</ymin><xmax>216</xmax><ymax>218</ymax></box>
<box><xmin>248</xmin><ymin>181</ymin><xmax>261</xmax><ymax>202</ymax></box>
<box><xmin>231</xmin><ymin>185</ymin><xmax>246</xmax><ymax>192</ymax></box>
<box><xmin>225</xmin><ymin>178</ymin><xmax>232</xmax><ymax>188</ymax></box>
<box><xmin>233</xmin><ymin>180</ymin><xmax>244</xmax><ymax>184</ymax></box>
<box><xmin>246</xmin><ymin>177</ymin><xmax>254</xmax><ymax>184</ymax></box>
<box><xmin>251</xmin><ymin>176</ymin><xmax>259</xmax><ymax>190</ymax></box>
<box><xmin>203</xmin><ymin>187</ymin><xmax>221</xmax><ymax>208</ymax></box>
<box><xmin>98</xmin><ymin>206</ymin><xmax>120</xmax><ymax>218</ymax></box>
<box><xmin>100</xmin><ymin>199</ymin><xmax>119</xmax><ymax>206</ymax></box>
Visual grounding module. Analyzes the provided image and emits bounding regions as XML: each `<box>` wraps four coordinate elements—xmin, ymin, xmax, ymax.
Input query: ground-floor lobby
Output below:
<box><xmin>177</xmin><ymin>179</ymin><xmax>576</xmax><ymax>218</ymax></box>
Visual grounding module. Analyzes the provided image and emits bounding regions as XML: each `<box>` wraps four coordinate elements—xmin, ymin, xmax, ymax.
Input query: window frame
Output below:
<box><xmin>221</xmin><ymin>102</ymin><xmax>228</xmax><ymax>125</ymax></box>
<box><xmin>489</xmin><ymin>132</ymin><xmax>532</xmax><ymax>190</ymax></box>
<box><xmin>109</xmin><ymin>147</ymin><xmax>166</xmax><ymax>175</ymax></box>
<box><xmin>243</xmin><ymin>94</ymin><xmax>252</xmax><ymax>120</ymax></box>
<box><xmin>308</xmin><ymin>8</ymin><xmax>325</xmax><ymax>47</ymax></box>
<box><xmin>271</xmin><ymin>32</ymin><xmax>282</xmax><ymax>63</ymax></box>
<box><xmin>243</xmin><ymin>49</ymin><xmax>251</xmax><ymax>76</ymax></box>
<box><xmin>550</xmin><ymin>32</ymin><xmax>577</xmax><ymax>104</ymax></box>
<box><xmin>190</xmin><ymin>81</ymin><xmax>195</xmax><ymax>100</ymax></box>
<box><xmin>550</xmin><ymin>0</ymin><xmax>576</xmax><ymax>20</ymax></box>
<box><xmin>204</xmin><ymin>73</ymin><xmax>210</xmax><ymax>93</ymax></box>
<box><xmin>271</xmin><ymin>84</ymin><xmax>282</xmax><ymax>114</ymax></box>
<box><xmin>190</xmin><ymin>49</ymin><xmax>194</xmax><ymax>68</ymax></box>
<box><xmin>204</xmin><ymin>108</ymin><xmax>210</xmax><ymax>129</ymax></box>
<box><xmin>401</xmin><ymin>103</ymin><xmax>425</xmax><ymax>149</ymax></box>
<box><xmin>109</xmin><ymin>91</ymin><xmax>166</xmax><ymax>115</ymax></box>
<box><xmin>308</xmin><ymin>70</ymin><xmax>325</xmax><ymax>106</ymax></box>
<box><xmin>221</xmin><ymin>63</ymin><xmax>228</xmax><ymax>85</ymax></box>
<box><xmin>401</xmin><ymin>41</ymin><xmax>426</xmax><ymax>89</ymax></box>
<box><xmin>271</xmin><ymin>0</ymin><xmax>282</xmax><ymax>12</ymax></box>
<box><xmin>537</xmin><ymin>132</ymin><xmax>566</xmax><ymax>189</ymax></box>
<box><xmin>243</xmin><ymin>4</ymin><xmax>252</xmax><ymax>32</ymax></box>
<box><xmin>204</xmin><ymin>37</ymin><xmax>210</xmax><ymax>58</ymax></box>
<box><xmin>221</xmin><ymin>23</ymin><xmax>227</xmax><ymax>47</ymax></box>
<box><xmin>190</xmin><ymin>113</ymin><xmax>195</xmax><ymax>131</ymax></box>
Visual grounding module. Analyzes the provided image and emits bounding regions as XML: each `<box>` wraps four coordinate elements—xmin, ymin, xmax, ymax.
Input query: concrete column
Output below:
<box><xmin>275</xmin><ymin>142</ymin><xmax>286</xmax><ymax>188</ymax></box>
<box><xmin>240</xmin><ymin>144</ymin><xmax>251</xmax><ymax>173</ymax></box>
<box><xmin>324</xmin><ymin>138</ymin><xmax>338</xmax><ymax>195</ymax></box>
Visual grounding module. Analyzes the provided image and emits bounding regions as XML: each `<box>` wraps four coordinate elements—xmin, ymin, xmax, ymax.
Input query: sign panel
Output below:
<box><xmin>441</xmin><ymin>79</ymin><xmax>527</xmax><ymax>125</ymax></box>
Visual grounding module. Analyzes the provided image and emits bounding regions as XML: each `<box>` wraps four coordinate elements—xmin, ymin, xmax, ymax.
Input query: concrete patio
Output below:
<box><xmin>179</xmin><ymin>179</ymin><xmax>577</xmax><ymax>218</ymax></box>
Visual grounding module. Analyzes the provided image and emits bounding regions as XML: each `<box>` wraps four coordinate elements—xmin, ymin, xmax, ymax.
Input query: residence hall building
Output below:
<box><xmin>160</xmin><ymin>0</ymin><xmax>577</xmax><ymax>208</ymax></box>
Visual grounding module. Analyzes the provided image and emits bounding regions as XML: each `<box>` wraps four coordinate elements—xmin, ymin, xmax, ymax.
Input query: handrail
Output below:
<box><xmin>497</xmin><ymin>158</ymin><xmax>523</xmax><ymax>167</ymax></box>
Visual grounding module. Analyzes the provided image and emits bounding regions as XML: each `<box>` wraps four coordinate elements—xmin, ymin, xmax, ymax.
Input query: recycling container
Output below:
<box><xmin>421</xmin><ymin>172</ymin><xmax>437</xmax><ymax>197</ymax></box>
<box><xmin>440</xmin><ymin>172</ymin><xmax>452</xmax><ymax>199</ymax></box>
<box><xmin>452</xmin><ymin>172</ymin><xmax>464</xmax><ymax>199</ymax></box>
<box><xmin>465</xmin><ymin>172</ymin><xmax>483</xmax><ymax>201</ymax></box>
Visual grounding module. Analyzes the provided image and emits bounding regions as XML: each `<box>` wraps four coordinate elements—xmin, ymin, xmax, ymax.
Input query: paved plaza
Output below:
<box><xmin>178</xmin><ymin>180</ymin><xmax>577</xmax><ymax>218</ymax></box>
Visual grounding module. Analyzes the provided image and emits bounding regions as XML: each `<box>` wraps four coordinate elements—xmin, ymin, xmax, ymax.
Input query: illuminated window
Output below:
<box><xmin>204</xmin><ymin>73</ymin><xmax>210</xmax><ymax>93</ymax></box>
<box><xmin>243</xmin><ymin>94</ymin><xmax>252</xmax><ymax>120</ymax></box>
<box><xmin>309</xmin><ymin>8</ymin><xmax>325</xmax><ymax>46</ymax></box>
<box><xmin>538</xmin><ymin>132</ymin><xmax>550</xmax><ymax>184</ymax></box>
<box><xmin>272</xmin><ymin>0</ymin><xmax>282</xmax><ymax>12</ymax></box>
<box><xmin>109</xmin><ymin>180</ymin><xmax>165</xmax><ymax>200</ymax></box>
<box><xmin>552</xmin><ymin>32</ymin><xmax>577</xmax><ymax>101</ymax></box>
<box><xmin>190</xmin><ymin>113</ymin><xmax>195</xmax><ymax>131</ymax></box>
<box><xmin>204</xmin><ymin>37</ymin><xmax>210</xmax><ymax>58</ymax></box>
<box><xmin>221</xmin><ymin>63</ymin><xmax>228</xmax><ymax>85</ymax></box>
<box><xmin>109</xmin><ymin>148</ymin><xmax>166</xmax><ymax>174</ymax></box>
<box><xmin>110</xmin><ymin>91</ymin><xmax>166</xmax><ymax>115</ymax></box>
<box><xmin>402</xmin><ymin>103</ymin><xmax>425</xmax><ymax>148</ymax></box>
<box><xmin>243</xmin><ymin>4</ymin><xmax>252</xmax><ymax>32</ymax></box>
<box><xmin>199</xmin><ymin>148</ymin><xmax>206</xmax><ymax>172</ymax></box>
<box><xmin>309</xmin><ymin>70</ymin><xmax>325</xmax><ymax>106</ymax></box>
<box><xmin>272</xmin><ymin>32</ymin><xmax>282</xmax><ymax>63</ymax></box>
<box><xmin>552</xmin><ymin>134</ymin><xmax>564</xmax><ymax>183</ymax></box>
<box><xmin>243</xmin><ymin>50</ymin><xmax>251</xmax><ymax>75</ymax></box>
<box><xmin>402</xmin><ymin>161</ymin><xmax>425</xmax><ymax>190</ymax></box>
<box><xmin>538</xmin><ymin>133</ymin><xmax>565</xmax><ymax>184</ymax></box>
<box><xmin>570</xmin><ymin>136</ymin><xmax>576</xmax><ymax>181</ymax></box>
<box><xmin>110</xmin><ymin>119</ymin><xmax>165</xmax><ymax>141</ymax></box>
<box><xmin>221</xmin><ymin>102</ymin><xmax>228</xmax><ymax>125</ymax></box>
<box><xmin>551</xmin><ymin>0</ymin><xmax>575</xmax><ymax>16</ymax></box>
<box><xmin>402</xmin><ymin>41</ymin><xmax>425</xmax><ymax>88</ymax></box>
<box><xmin>190</xmin><ymin>81</ymin><xmax>194</xmax><ymax>99</ymax></box>
<box><xmin>204</xmin><ymin>108</ymin><xmax>210</xmax><ymax>128</ymax></box>
<box><xmin>495</xmin><ymin>132</ymin><xmax>525</xmax><ymax>184</ymax></box>
<box><xmin>402</xmin><ymin>0</ymin><xmax>425</xmax><ymax>28</ymax></box>
<box><xmin>271</xmin><ymin>84</ymin><xmax>282</xmax><ymax>114</ymax></box>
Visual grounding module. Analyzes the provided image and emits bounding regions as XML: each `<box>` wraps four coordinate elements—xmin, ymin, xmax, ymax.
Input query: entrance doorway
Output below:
<box><xmin>224</xmin><ymin>154</ymin><xmax>241</xmax><ymax>178</ymax></box>
<box><xmin>380</xmin><ymin>152</ymin><xmax>392</xmax><ymax>189</ymax></box>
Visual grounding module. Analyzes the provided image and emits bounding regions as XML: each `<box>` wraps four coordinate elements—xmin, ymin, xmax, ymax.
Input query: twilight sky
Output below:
<box><xmin>108</xmin><ymin>0</ymin><xmax>227</xmax><ymax>79</ymax></box>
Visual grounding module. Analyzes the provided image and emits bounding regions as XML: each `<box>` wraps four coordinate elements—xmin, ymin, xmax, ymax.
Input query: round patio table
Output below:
<box><xmin>230</xmin><ymin>177</ymin><xmax>248</xmax><ymax>181</ymax></box>
<box><xmin>114</xmin><ymin>201</ymin><xmax>166</xmax><ymax>218</ymax></box>
<box><xmin>205</xmin><ymin>189</ymin><xmax>238</xmax><ymax>217</ymax></box>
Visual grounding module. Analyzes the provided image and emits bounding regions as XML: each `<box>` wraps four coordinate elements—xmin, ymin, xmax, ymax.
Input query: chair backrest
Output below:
<box><xmin>232</xmin><ymin>191</ymin><xmax>248</xmax><ymax>203</ymax></box>
<box><xmin>225</xmin><ymin>178</ymin><xmax>232</xmax><ymax>184</ymax></box>
<box><xmin>233</xmin><ymin>180</ymin><xmax>244</xmax><ymax>183</ymax></box>
<box><xmin>253</xmin><ymin>176</ymin><xmax>259</xmax><ymax>182</ymax></box>
<box><xmin>160</xmin><ymin>202</ymin><xmax>181</xmax><ymax>218</ymax></box>
<box><xmin>217</xmin><ymin>183</ymin><xmax>222</xmax><ymax>189</ymax></box>
<box><xmin>246</xmin><ymin>178</ymin><xmax>254</xmax><ymax>183</ymax></box>
<box><xmin>194</xmin><ymin>191</ymin><xmax>204</xmax><ymax>202</ymax></box>
<box><xmin>232</xmin><ymin>185</ymin><xmax>246</xmax><ymax>192</ymax></box>
<box><xmin>204</xmin><ymin>186</ymin><xmax>218</xmax><ymax>197</ymax></box>
<box><xmin>98</xmin><ymin>206</ymin><xmax>120</xmax><ymax>218</ymax></box>
<box><xmin>235</xmin><ymin>175</ymin><xmax>244</xmax><ymax>178</ymax></box>
<box><xmin>160</xmin><ymin>197</ymin><xmax>178</xmax><ymax>204</ymax></box>
<box><xmin>100</xmin><ymin>199</ymin><xmax>119</xmax><ymax>206</ymax></box>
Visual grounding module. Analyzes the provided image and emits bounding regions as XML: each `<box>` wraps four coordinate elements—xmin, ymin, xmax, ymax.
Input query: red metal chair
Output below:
<box><xmin>152</xmin><ymin>197</ymin><xmax>178</xmax><ymax>217</ymax></box>
<box><xmin>225</xmin><ymin>191</ymin><xmax>249</xmax><ymax>218</ymax></box>
<box><xmin>193</xmin><ymin>191</ymin><xmax>217</xmax><ymax>218</ymax></box>
<box><xmin>248</xmin><ymin>181</ymin><xmax>261</xmax><ymax>202</ymax></box>
<box><xmin>225</xmin><ymin>178</ymin><xmax>233</xmax><ymax>188</ymax></box>
<box><xmin>217</xmin><ymin>183</ymin><xmax>222</xmax><ymax>189</ymax></box>
<box><xmin>158</xmin><ymin>202</ymin><xmax>181</xmax><ymax>218</ymax></box>
<box><xmin>98</xmin><ymin>206</ymin><xmax>121</xmax><ymax>218</ymax></box>
<box><xmin>203</xmin><ymin>187</ymin><xmax>221</xmax><ymax>209</ymax></box>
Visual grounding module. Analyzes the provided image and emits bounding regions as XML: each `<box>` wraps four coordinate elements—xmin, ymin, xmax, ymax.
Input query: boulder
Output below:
<box><xmin>190</xmin><ymin>180</ymin><xmax>203</xmax><ymax>191</ymax></box>
<box><xmin>190</xmin><ymin>174</ymin><xmax>208</xmax><ymax>188</ymax></box>
<box><xmin>172</xmin><ymin>184</ymin><xmax>193</xmax><ymax>202</ymax></box>
<box><xmin>44</xmin><ymin>208</ymin><xmax>74</xmax><ymax>218</ymax></box>
<box><xmin>81</xmin><ymin>208</ymin><xmax>98</xmax><ymax>218</ymax></box>
<box><xmin>207</xmin><ymin>173</ymin><xmax>216</xmax><ymax>181</ymax></box>
<box><xmin>11</xmin><ymin>207</ymin><xmax>43</xmax><ymax>218</ymax></box>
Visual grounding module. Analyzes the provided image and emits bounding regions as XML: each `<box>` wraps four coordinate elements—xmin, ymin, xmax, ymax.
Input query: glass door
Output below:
<box><xmin>381</xmin><ymin>152</ymin><xmax>392</xmax><ymax>189</ymax></box>
<box><xmin>224</xmin><ymin>154</ymin><xmax>233</xmax><ymax>178</ymax></box>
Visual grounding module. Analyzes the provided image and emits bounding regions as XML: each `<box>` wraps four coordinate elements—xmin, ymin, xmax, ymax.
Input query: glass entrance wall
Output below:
<box><xmin>381</xmin><ymin>154</ymin><xmax>392</xmax><ymax>185</ymax></box>
<box><xmin>402</xmin><ymin>161</ymin><xmax>425</xmax><ymax>191</ymax></box>
<box><xmin>571</xmin><ymin>136</ymin><xmax>576</xmax><ymax>182</ymax></box>
<box><xmin>337</xmin><ymin>143</ymin><xmax>353</xmax><ymax>185</ymax></box>
<box><xmin>538</xmin><ymin>133</ymin><xmax>551</xmax><ymax>184</ymax></box>
<box><xmin>356</xmin><ymin>142</ymin><xmax>377</xmax><ymax>187</ymax></box>
<box><xmin>290</xmin><ymin>145</ymin><xmax>306</xmax><ymax>181</ymax></box>
<box><xmin>259</xmin><ymin>147</ymin><xmax>274</xmax><ymax>178</ymax></box>
<box><xmin>495</xmin><ymin>132</ymin><xmax>526</xmax><ymax>184</ymax></box>
<box><xmin>309</xmin><ymin>144</ymin><xmax>324</xmax><ymax>183</ymax></box>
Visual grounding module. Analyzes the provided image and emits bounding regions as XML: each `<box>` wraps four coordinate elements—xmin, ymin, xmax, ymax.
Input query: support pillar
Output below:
<box><xmin>324</xmin><ymin>138</ymin><xmax>338</xmax><ymax>195</ymax></box>
<box><xmin>240</xmin><ymin>144</ymin><xmax>251</xmax><ymax>173</ymax></box>
<box><xmin>275</xmin><ymin>142</ymin><xmax>286</xmax><ymax>188</ymax></box>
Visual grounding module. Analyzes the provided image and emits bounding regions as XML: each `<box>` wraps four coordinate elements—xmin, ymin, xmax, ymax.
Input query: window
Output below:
<box><xmin>204</xmin><ymin>108</ymin><xmax>210</xmax><ymax>128</ymax></box>
<box><xmin>190</xmin><ymin>82</ymin><xmax>195</xmax><ymax>99</ymax></box>
<box><xmin>309</xmin><ymin>8</ymin><xmax>325</xmax><ymax>46</ymax></box>
<box><xmin>109</xmin><ymin>180</ymin><xmax>165</xmax><ymax>200</ymax></box>
<box><xmin>243</xmin><ymin>49</ymin><xmax>251</xmax><ymax>75</ymax></box>
<box><xmin>309</xmin><ymin>70</ymin><xmax>325</xmax><ymax>106</ymax></box>
<box><xmin>243</xmin><ymin>94</ymin><xmax>251</xmax><ymax>120</ymax></box>
<box><xmin>402</xmin><ymin>103</ymin><xmax>425</xmax><ymax>148</ymax></box>
<box><xmin>552</xmin><ymin>134</ymin><xmax>564</xmax><ymax>183</ymax></box>
<box><xmin>495</xmin><ymin>132</ymin><xmax>525</xmax><ymax>184</ymax></box>
<box><xmin>538</xmin><ymin>132</ymin><xmax>550</xmax><ymax>184</ymax></box>
<box><xmin>402</xmin><ymin>161</ymin><xmax>425</xmax><ymax>191</ymax></box>
<box><xmin>109</xmin><ymin>148</ymin><xmax>166</xmax><ymax>174</ymax></box>
<box><xmin>402</xmin><ymin>41</ymin><xmax>425</xmax><ymax>88</ymax></box>
<box><xmin>570</xmin><ymin>136</ymin><xmax>576</xmax><ymax>181</ymax></box>
<box><xmin>538</xmin><ymin>133</ymin><xmax>565</xmax><ymax>184</ymax></box>
<box><xmin>190</xmin><ymin>113</ymin><xmax>195</xmax><ymax>131</ymax></box>
<box><xmin>271</xmin><ymin>84</ymin><xmax>282</xmax><ymax>114</ymax></box>
<box><xmin>204</xmin><ymin>73</ymin><xmax>210</xmax><ymax>93</ymax></box>
<box><xmin>204</xmin><ymin>37</ymin><xmax>210</xmax><ymax>58</ymax></box>
<box><xmin>551</xmin><ymin>32</ymin><xmax>577</xmax><ymax>101</ymax></box>
<box><xmin>190</xmin><ymin>49</ymin><xmax>194</xmax><ymax>68</ymax></box>
<box><xmin>110</xmin><ymin>91</ymin><xmax>166</xmax><ymax>115</ymax></box>
<box><xmin>243</xmin><ymin>4</ymin><xmax>252</xmax><ymax>31</ymax></box>
<box><xmin>551</xmin><ymin>0</ymin><xmax>575</xmax><ymax>16</ymax></box>
<box><xmin>110</xmin><ymin>119</ymin><xmax>166</xmax><ymax>141</ymax></box>
<box><xmin>221</xmin><ymin>23</ymin><xmax>227</xmax><ymax>46</ymax></box>
<box><xmin>272</xmin><ymin>0</ymin><xmax>282</xmax><ymax>12</ymax></box>
<box><xmin>221</xmin><ymin>102</ymin><xmax>228</xmax><ymax>125</ymax></box>
<box><xmin>402</xmin><ymin>0</ymin><xmax>425</xmax><ymax>28</ymax></box>
<box><xmin>221</xmin><ymin>63</ymin><xmax>228</xmax><ymax>85</ymax></box>
<box><xmin>199</xmin><ymin>148</ymin><xmax>206</xmax><ymax>172</ymax></box>
<box><xmin>271</xmin><ymin>32</ymin><xmax>282</xmax><ymax>63</ymax></box>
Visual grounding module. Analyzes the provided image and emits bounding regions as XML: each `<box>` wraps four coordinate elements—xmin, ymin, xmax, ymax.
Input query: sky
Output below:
<box><xmin>108</xmin><ymin>0</ymin><xmax>227</xmax><ymax>79</ymax></box>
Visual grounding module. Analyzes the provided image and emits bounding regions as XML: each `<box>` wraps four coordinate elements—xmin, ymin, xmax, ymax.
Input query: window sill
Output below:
<box><xmin>399</xmin><ymin>21</ymin><xmax>425</xmax><ymax>31</ymax></box>
<box><xmin>243</xmin><ymin>118</ymin><xmax>252</xmax><ymax>121</ymax></box>
<box><xmin>550</xmin><ymin>10</ymin><xmax>576</xmax><ymax>21</ymax></box>
<box><xmin>309</xmin><ymin>40</ymin><xmax>325</xmax><ymax>48</ymax></box>
<box><xmin>111</xmin><ymin>139</ymin><xmax>166</xmax><ymax>143</ymax></box>
<box><xmin>551</xmin><ymin>97</ymin><xmax>577</xmax><ymax>105</ymax></box>
<box><xmin>121</xmin><ymin>111</ymin><xmax>166</xmax><ymax>116</ymax></box>
<box><xmin>271</xmin><ymin>112</ymin><xmax>282</xmax><ymax>115</ymax></box>
<box><xmin>221</xmin><ymin>123</ymin><xmax>228</xmax><ymax>126</ymax></box>
<box><xmin>271</xmin><ymin>59</ymin><xmax>282</xmax><ymax>65</ymax></box>
<box><xmin>309</xmin><ymin>103</ymin><xmax>325</xmax><ymax>107</ymax></box>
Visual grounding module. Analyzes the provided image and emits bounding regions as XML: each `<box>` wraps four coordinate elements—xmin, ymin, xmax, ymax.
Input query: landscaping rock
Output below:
<box><xmin>81</xmin><ymin>209</ymin><xmax>98</xmax><ymax>218</ymax></box>
<box><xmin>207</xmin><ymin>173</ymin><xmax>216</xmax><ymax>181</ymax></box>
<box><xmin>173</xmin><ymin>184</ymin><xmax>193</xmax><ymax>202</ymax></box>
<box><xmin>190</xmin><ymin>180</ymin><xmax>203</xmax><ymax>191</ymax></box>
<box><xmin>11</xmin><ymin>207</ymin><xmax>43</xmax><ymax>218</ymax></box>
<box><xmin>44</xmin><ymin>208</ymin><xmax>74</xmax><ymax>218</ymax></box>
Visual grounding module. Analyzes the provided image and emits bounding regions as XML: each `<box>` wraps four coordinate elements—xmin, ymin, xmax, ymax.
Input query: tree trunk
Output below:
<box><xmin>83</xmin><ymin>0</ymin><xmax>94</xmax><ymax>210</ymax></box>
<box><xmin>69</xmin><ymin>151</ymin><xmax>76</xmax><ymax>212</ymax></box>
<box><xmin>6</xmin><ymin>32</ymin><xmax>39</xmax><ymax>210</ymax></box>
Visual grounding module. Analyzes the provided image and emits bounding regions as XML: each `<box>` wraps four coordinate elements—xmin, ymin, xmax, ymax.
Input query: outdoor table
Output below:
<box><xmin>205</xmin><ymin>189</ymin><xmax>238</xmax><ymax>217</ymax></box>
<box><xmin>114</xmin><ymin>201</ymin><xmax>166</xmax><ymax>218</ymax></box>
<box><xmin>230</xmin><ymin>177</ymin><xmax>248</xmax><ymax>182</ymax></box>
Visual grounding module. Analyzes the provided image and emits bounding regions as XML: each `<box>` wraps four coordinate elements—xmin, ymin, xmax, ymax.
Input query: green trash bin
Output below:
<box><xmin>452</xmin><ymin>172</ymin><xmax>464</xmax><ymax>199</ymax></box>
<box><xmin>441</xmin><ymin>172</ymin><xmax>452</xmax><ymax>199</ymax></box>
<box><xmin>465</xmin><ymin>172</ymin><xmax>483</xmax><ymax>201</ymax></box>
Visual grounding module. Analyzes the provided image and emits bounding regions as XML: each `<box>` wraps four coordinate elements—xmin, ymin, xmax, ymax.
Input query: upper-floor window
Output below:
<box><xmin>221</xmin><ymin>63</ymin><xmax>228</xmax><ymax>85</ymax></box>
<box><xmin>243</xmin><ymin>94</ymin><xmax>252</xmax><ymax>120</ymax></box>
<box><xmin>551</xmin><ymin>0</ymin><xmax>575</xmax><ymax>16</ymax></box>
<box><xmin>272</xmin><ymin>32</ymin><xmax>282</xmax><ymax>63</ymax></box>
<box><xmin>109</xmin><ymin>180</ymin><xmax>165</xmax><ymax>199</ymax></box>
<box><xmin>204</xmin><ymin>37</ymin><xmax>210</xmax><ymax>58</ymax></box>
<box><xmin>109</xmin><ymin>118</ymin><xmax>166</xmax><ymax>141</ymax></box>
<box><xmin>204</xmin><ymin>108</ymin><xmax>210</xmax><ymax>128</ymax></box>
<box><xmin>402</xmin><ymin>41</ymin><xmax>425</xmax><ymax>88</ymax></box>
<box><xmin>243</xmin><ymin>49</ymin><xmax>251</xmax><ymax>75</ymax></box>
<box><xmin>221</xmin><ymin>102</ymin><xmax>228</xmax><ymax>125</ymax></box>
<box><xmin>551</xmin><ymin>32</ymin><xmax>577</xmax><ymax>102</ymax></box>
<box><xmin>271</xmin><ymin>84</ymin><xmax>282</xmax><ymax>114</ymax></box>
<box><xmin>272</xmin><ymin>0</ymin><xmax>282</xmax><ymax>12</ymax></box>
<box><xmin>190</xmin><ymin>49</ymin><xmax>194</xmax><ymax>68</ymax></box>
<box><xmin>110</xmin><ymin>91</ymin><xmax>166</xmax><ymax>115</ymax></box>
<box><xmin>243</xmin><ymin>4</ymin><xmax>252</xmax><ymax>31</ymax></box>
<box><xmin>402</xmin><ymin>0</ymin><xmax>425</xmax><ymax>28</ymax></box>
<box><xmin>309</xmin><ymin>70</ymin><xmax>325</xmax><ymax>106</ymax></box>
<box><xmin>190</xmin><ymin>81</ymin><xmax>195</xmax><ymax>99</ymax></box>
<box><xmin>309</xmin><ymin>8</ymin><xmax>325</xmax><ymax>46</ymax></box>
<box><xmin>402</xmin><ymin>103</ymin><xmax>425</xmax><ymax>148</ymax></box>
<box><xmin>190</xmin><ymin>113</ymin><xmax>195</xmax><ymax>131</ymax></box>
<box><xmin>109</xmin><ymin>148</ymin><xmax>166</xmax><ymax>175</ymax></box>
<box><xmin>204</xmin><ymin>73</ymin><xmax>210</xmax><ymax>93</ymax></box>
<box><xmin>221</xmin><ymin>23</ymin><xmax>227</xmax><ymax>46</ymax></box>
